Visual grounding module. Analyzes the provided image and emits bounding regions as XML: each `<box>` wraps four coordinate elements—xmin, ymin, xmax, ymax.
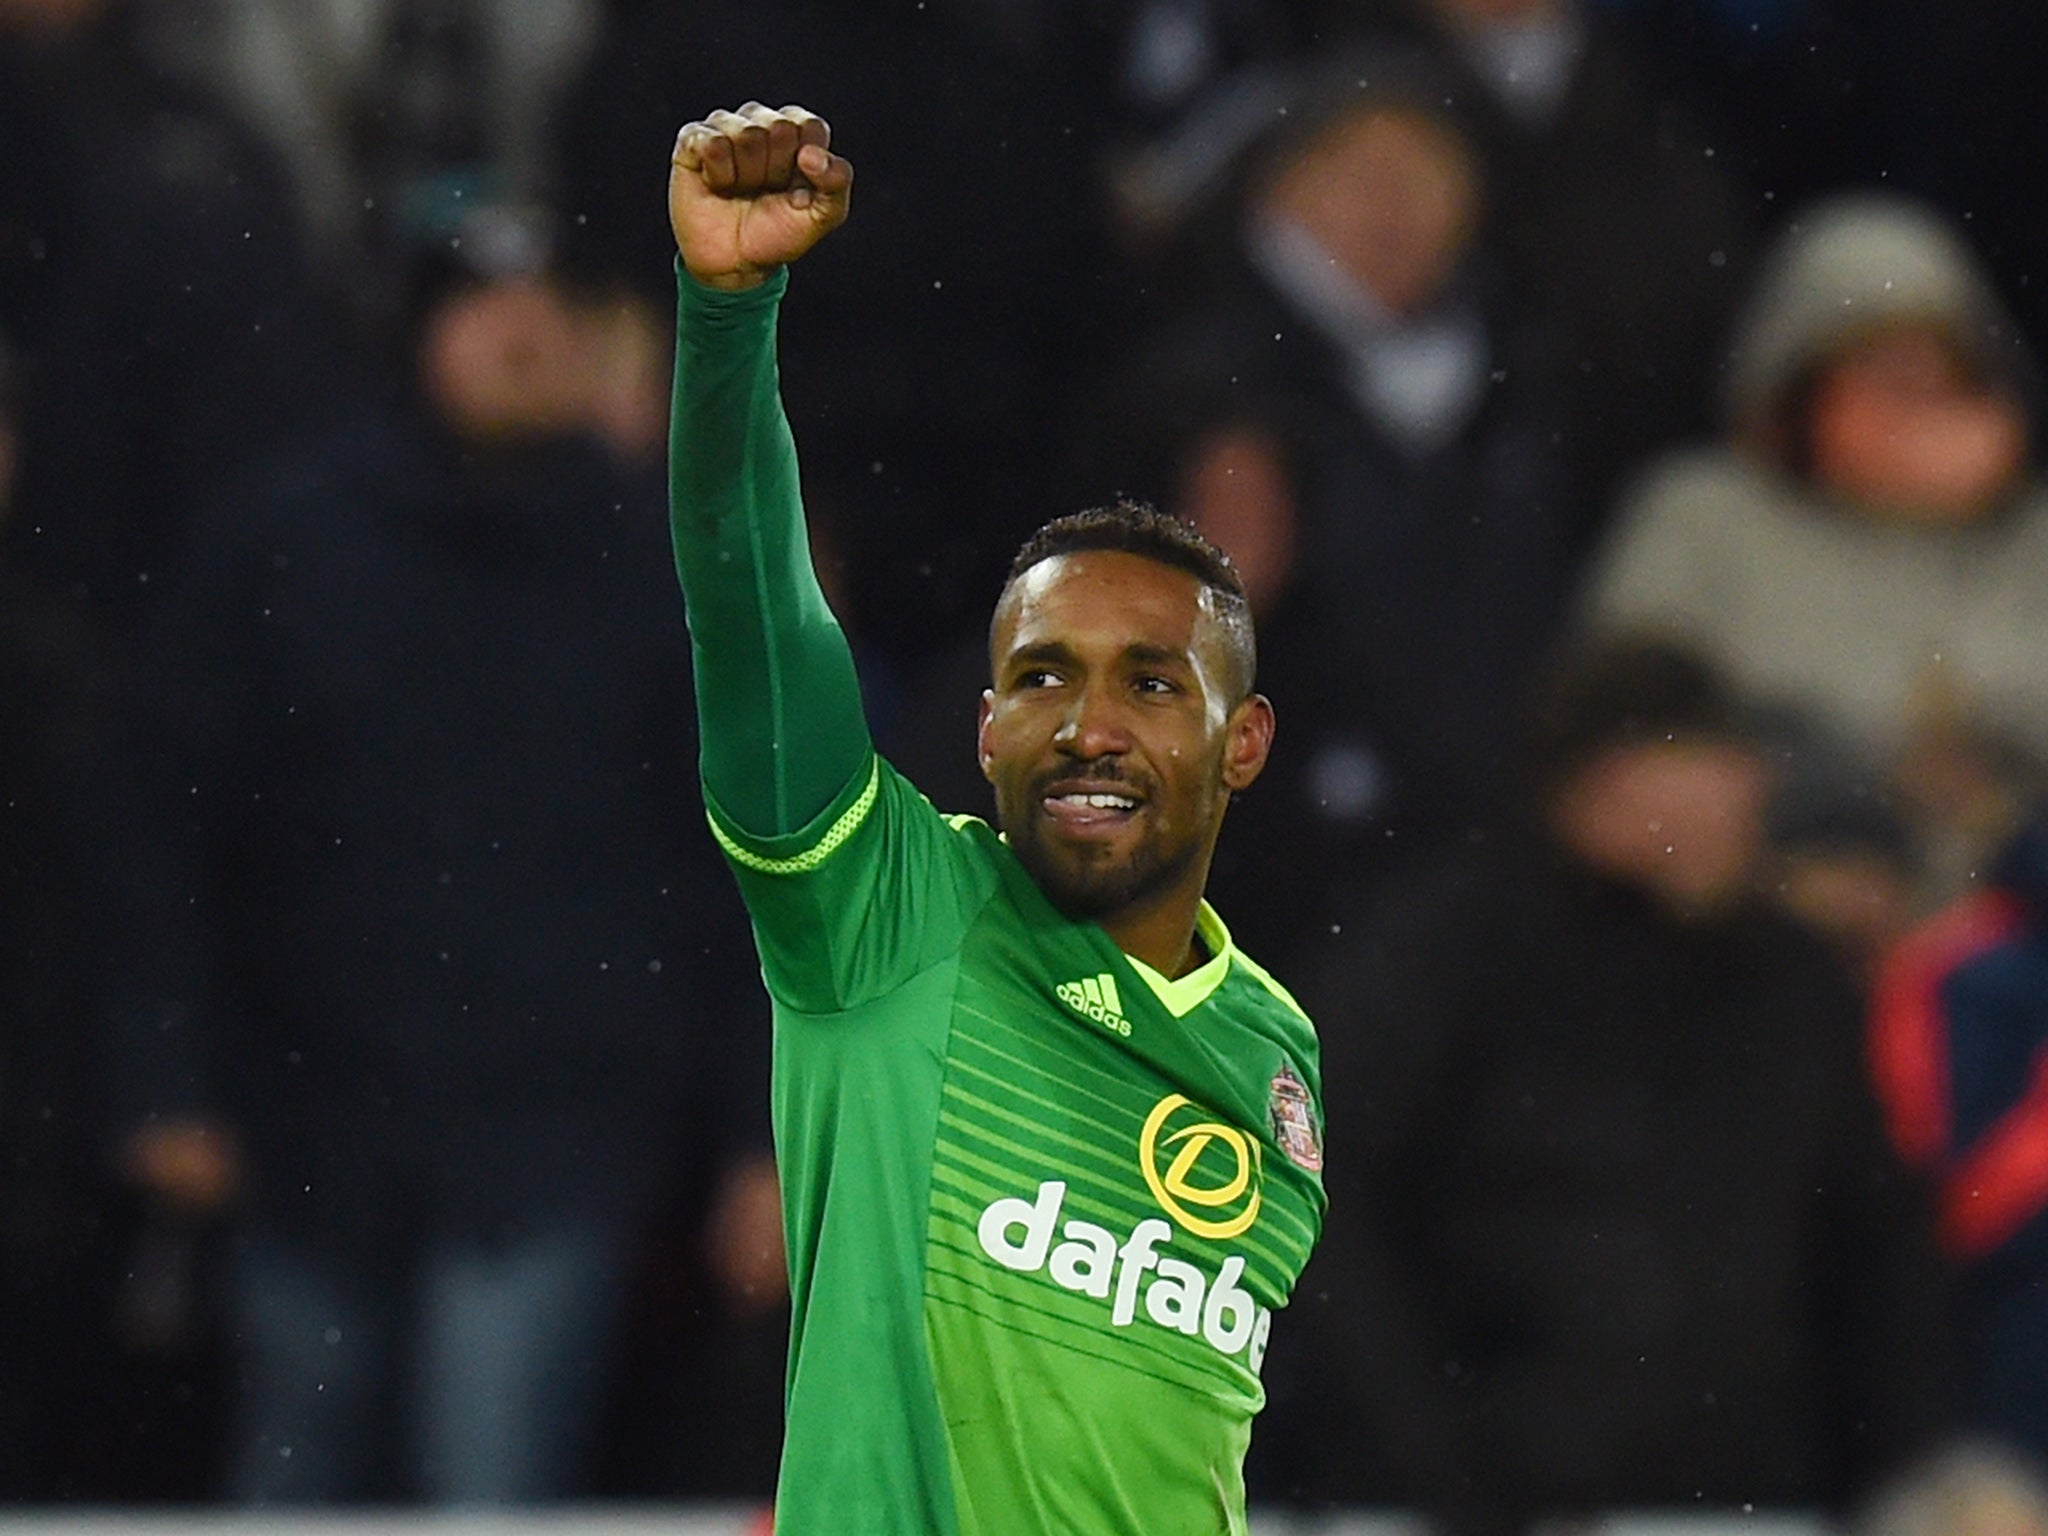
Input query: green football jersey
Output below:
<box><xmin>669</xmin><ymin>266</ymin><xmax>1326</xmax><ymax>1535</ymax></box>
<box><xmin>709</xmin><ymin>758</ymin><xmax>1326</xmax><ymax>1536</ymax></box>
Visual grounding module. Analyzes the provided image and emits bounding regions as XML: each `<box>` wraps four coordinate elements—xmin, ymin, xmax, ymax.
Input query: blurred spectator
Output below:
<box><xmin>1869</xmin><ymin>805</ymin><xmax>2048</xmax><ymax>1468</ymax></box>
<box><xmin>1104</xmin><ymin>0</ymin><xmax>1760</xmax><ymax>510</ymax></box>
<box><xmin>149</xmin><ymin>0</ymin><xmax>604</xmax><ymax>345</ymax></box>
<box><xmin>1048</xmin><ymin>51</ymin><xmax>1591</xmax><ymax>979</ymax></box>
<box><xmin>1582</xmin><ymin>191</ymin><xmax>2048</xmax><ymax>911</ymax></box>
<box><xmin>123</xmin><ymin>212</ymin><xmax>778</xmax><ymax>1504</ymax></box>
<box><xmin>1081</xmin><ymin>0</ymin><xmax>1326</xmax><ymax>253</ymax></box>
<box><xmin>1262</xmin><ymin>632</ymin><xmax>1954</xmax><ymax>1527</ymax></box>
<box><xmin>0</xmin><ymin>330</ymin><xmax>220</xmax><ymax>1499</ymax></box>
<box><xmin>0</xmin><ymin>0</ymin><xmax>331</xmax><ymax>638</ymax></box>
<box><xmin>1370</xmin><ymin>0</ymin><xmax>1763</xmax><ymax>509</ymax></box>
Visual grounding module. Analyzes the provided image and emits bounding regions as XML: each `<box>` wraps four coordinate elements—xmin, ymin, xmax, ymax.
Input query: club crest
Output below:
<box><xmin>1267</xmin><ymin>1064</ymin><xmax>1323</xmax><ymax>1173</ymax></box>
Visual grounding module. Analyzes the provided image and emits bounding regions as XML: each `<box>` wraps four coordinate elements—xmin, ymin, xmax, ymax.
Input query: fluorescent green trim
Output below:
<box><xmin>708</xmin><ymin>758</ymin><xmax>880</xmax><ymax>875</ymax></box>
<box><xmin>1124</xmin><ymin>901</ymin><xmax>1235</xmax><ymax>1018</ymax></box>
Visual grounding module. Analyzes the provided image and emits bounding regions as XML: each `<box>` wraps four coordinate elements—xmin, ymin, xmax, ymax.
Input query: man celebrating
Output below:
<box><xmin>667</xmin><ymin>102</ymin><xmax>1326</xmax><ymax>1534</ymax></box>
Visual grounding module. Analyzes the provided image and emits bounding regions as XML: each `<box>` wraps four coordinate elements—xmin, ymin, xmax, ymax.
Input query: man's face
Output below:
<box><xmin>1549</xmin><ymin>739</ymin><xmax>1771</xmax><ymax>920</ymax></box>
<box><xmin>1809</xmin><ymin>324</ymin><xmax>2028</xmax><ymax>522</ymax></box>
<box><xmin>417</xmin><ymin>277</ymin><xmax>593</xmax><ymax>444</ymax></box>
<box><xmin>977</xmin><ymin>551</ymin><xmax>1272</xmax><ymax>925</ymax></box>
<box><xmin>1260</xmin><ymin>106</ymin><xmax>1479</xmax><ymax>320</ymax></box>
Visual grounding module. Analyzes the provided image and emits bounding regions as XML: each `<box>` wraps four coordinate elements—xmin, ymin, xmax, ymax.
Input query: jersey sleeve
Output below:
<box><xmin>668</xmin><ymin>263</ymin><xmax>872</xmax><ymax>837</ymax></box>
<box><xmin>669</xmin><ymin>264</ymin><xmax>998</xmax><ymax>1012</ymax></box>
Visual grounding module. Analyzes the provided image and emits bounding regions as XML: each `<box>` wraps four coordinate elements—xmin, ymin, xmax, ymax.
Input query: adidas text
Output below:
<box><xmin>1058</xmin><ymin>973</ymin><xmax>1130</xmax><ymax>1036</ymax></box>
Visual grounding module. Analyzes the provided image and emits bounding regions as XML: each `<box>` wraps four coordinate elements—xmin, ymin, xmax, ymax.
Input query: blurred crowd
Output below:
<box><xmin>6</xmin><ymin>0</ymin><xmax>2048</xmax><ymax>1528</ymax></box>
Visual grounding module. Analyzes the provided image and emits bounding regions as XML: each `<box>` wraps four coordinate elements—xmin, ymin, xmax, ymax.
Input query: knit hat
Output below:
<box><xmin>1720</xmin><ymin>191</ymin><xmax>2032</xmax><ymax>433</ymax></box>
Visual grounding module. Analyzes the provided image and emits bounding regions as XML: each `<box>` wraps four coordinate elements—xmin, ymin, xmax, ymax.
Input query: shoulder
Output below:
<box><xmin>1610</xmin><ymin>445</ymin><xmax>1781</xmax><ymax>533</ymax></box>
<box><xmin>1227</xmin><ymin>943</ymin><xmax>1311</xmax><ymax>1024</ymax></box>
<box><xmin>1210</xmin><ymin>929</ymin><xmax>1327</xmax><ymax>1081</ymax></box>
<box><xmin>1880</xmin><ymin>888</ymin><xmax>2032</xmax><ymax>1000</ymax></box>
<box><xmin>715</xmin><ymin>755</ymin><xmax>1001</xmax><ymax>890</ymax></box>
<box><xmin>1586</xmin><ymin>446</ymin><xmax>1797</xmax><ymax>616</ymax></box>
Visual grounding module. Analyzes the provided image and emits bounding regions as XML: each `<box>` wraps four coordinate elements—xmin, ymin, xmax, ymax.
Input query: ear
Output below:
<box><xmin>1221</xmin><ymin>693</ymin><xmax>1276</xmax><ymax>793</ymax></box>
<box><xmin>976</xmin><ymin>689</ymin><xmax>997</xmax><ymax>783</ymax></box>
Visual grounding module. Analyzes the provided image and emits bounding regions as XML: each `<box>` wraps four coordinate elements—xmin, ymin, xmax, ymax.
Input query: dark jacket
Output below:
<box><xmin>0</xmin><ymin>577</ymin><xmax>197</xmax><ymax>1495</ymax></box>
<box><xmin>1263</xmin><ymin>831</ymin><xmax>1953</xmax><ymax>1525</ymax></box>
<box><xmin>144</xmin><ymin>404</ymin><xmax>763</xmax><ymax>1241</ymax></box>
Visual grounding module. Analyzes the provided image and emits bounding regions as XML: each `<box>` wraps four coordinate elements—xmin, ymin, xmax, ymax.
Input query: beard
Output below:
<box><xmin>1000</xmin><ymin>796</ymin><xmax>1206</xmax><ymax>922</ymax></box>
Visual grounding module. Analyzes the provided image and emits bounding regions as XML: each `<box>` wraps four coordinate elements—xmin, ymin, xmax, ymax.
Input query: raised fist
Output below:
<box><xmin>669</xmin><ymin>101</ymin><xmax>852</xmax><ymax>291</ymax></box>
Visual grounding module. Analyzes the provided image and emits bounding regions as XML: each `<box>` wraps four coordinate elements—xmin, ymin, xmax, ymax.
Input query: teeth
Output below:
<box><xmin>1055</xmin><ymin>792</ymin><xmax>1136</xmax><ymax>810</ymax></box>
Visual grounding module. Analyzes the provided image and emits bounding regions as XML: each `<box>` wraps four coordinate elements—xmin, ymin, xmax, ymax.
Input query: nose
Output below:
<box><xmin>1053</xmin><ymin>680</ymin><xmax>1131</xmax><ymax>759</ymax></box>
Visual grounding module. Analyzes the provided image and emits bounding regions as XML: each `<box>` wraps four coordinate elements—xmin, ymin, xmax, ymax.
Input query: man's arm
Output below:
<box><xmin>667</xmin><ymin>103</ymin><xmax>867</xmax><ymax>835</ymax></box>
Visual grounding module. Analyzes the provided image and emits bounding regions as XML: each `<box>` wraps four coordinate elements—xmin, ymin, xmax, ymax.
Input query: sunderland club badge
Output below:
<box><xmin>1267</xmin><ymin>1064</ymin><xmax>1323</xmax><ymax>1172</ymax></box>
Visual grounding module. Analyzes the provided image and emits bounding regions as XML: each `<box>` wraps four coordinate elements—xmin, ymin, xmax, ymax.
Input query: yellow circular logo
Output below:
<box><xmin>1139</xmin><ymin>1094</ymin><xmax>1263</xmax><ymax>1239</ymax></box>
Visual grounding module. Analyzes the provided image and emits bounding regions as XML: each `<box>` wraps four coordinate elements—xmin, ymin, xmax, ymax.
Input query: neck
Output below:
<box><xmin>1102</xmin><ymin>891</ymin><xmax>1208</xmax><ymax>980</ymax></box>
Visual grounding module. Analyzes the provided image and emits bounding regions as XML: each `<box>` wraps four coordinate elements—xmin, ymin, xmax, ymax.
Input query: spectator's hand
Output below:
<box><xmin>670</xmin><ymin>103</ymin><xmax>851</xmax><ymax>291</ymax></box>
<box><xmin>118</xmin><ymin>1116</ymin><xmax>243</xmax><ymax>1218</ymax></box>
<box><xmin>704</xmin><ymin>1151</ymin><xmax>788</xmax><ymax>1317</ymax></box>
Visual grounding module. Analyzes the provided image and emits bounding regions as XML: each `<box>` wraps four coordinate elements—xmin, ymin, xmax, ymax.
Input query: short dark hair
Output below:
<box><xmin>1520</xmin><ymin>630</ymin><xmax>1751</xmax><ymax>800</ymax></box>
<box><xmin>1000</xmin><ymin>499</ymin><xmax>1257</xmax><ymax>698</ymax></box>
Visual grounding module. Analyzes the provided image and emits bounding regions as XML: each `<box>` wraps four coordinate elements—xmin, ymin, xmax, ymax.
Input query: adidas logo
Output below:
<box><xmin>1057</xmin><ymin>972</ymin><xmax>1130</xmax><ymax>1037</ymax></box>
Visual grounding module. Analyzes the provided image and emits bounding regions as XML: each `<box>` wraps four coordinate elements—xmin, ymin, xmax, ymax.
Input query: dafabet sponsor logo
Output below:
<box><xmin>974</xmin><ymin>1094</ymin><xmax>1271</xmax><ymax>1368</ymax></box>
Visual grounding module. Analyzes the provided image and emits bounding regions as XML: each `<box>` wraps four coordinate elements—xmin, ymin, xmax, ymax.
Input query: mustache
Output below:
<box><xmin>1029</xmin><ymin>760</ymin><xmax>1151</xmax><ymax>799</ymax></box>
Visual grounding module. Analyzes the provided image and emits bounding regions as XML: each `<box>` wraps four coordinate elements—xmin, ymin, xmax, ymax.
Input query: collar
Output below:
<box><xmin>1123</xmin><ymin>901</ymin><xmax>1234</xmax><ymax>1017</ymax></box>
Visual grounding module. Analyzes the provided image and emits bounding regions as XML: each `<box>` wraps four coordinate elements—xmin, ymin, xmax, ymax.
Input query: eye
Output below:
<box><xmin>1014</xmin><ymin>667</ymin><xmax>1063</xmax><ymax>690</ymax></box>
<box><xmin>1133</xmin><ymin>674</ymin><xmax>1179</xmax><ymax>696</ymax></box>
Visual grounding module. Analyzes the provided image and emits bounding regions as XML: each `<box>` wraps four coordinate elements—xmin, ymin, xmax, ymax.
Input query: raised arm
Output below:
<box><xmin>667</xmin><ymin>103</ymin><xmax>869</xmax><ymax>837</ymax></box>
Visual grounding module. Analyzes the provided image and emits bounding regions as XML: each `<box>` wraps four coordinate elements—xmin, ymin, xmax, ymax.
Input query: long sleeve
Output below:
<box><xmin>668</xmin><ymin>264</ymin><xmax>871</xmax><ymax>836</ymax></box>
